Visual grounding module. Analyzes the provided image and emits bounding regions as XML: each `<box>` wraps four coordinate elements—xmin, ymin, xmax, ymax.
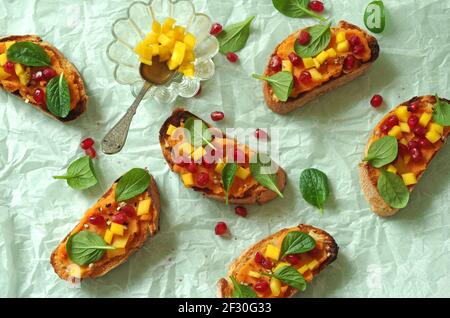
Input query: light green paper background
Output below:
<box><xmin>1</xmin><ymin>0</ymin><xmax>449</xmax><ymax>297</ymax></box>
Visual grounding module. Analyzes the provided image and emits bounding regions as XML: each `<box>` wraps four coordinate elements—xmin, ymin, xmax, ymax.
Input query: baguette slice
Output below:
<box><xmin>0</xmin><ymin>35</ymin><xmax>87</xmax><ymax>122</ymax></box>
<box><xmin>360</xmin><ymin>95</ymin><xmax>450</xmax><ymax>216</ymax></box>
<box><xmin>262</xmin><ymin>21</ymin><xmax>379</xmax><ymax>114</ymax></box>
<box><xmin>159</xmin><ymin>108</ymin><xmax>286</xmax><ymax>205</ymax></box>
<box><xmin>217</xmin><ymin>224</ymin><xmax>338</xmax><ymax>298</ymax></box>
<box><xmin>51</xmin><ymin>172</ymin><xmax>160</xmax><ymax>281</ymax></box>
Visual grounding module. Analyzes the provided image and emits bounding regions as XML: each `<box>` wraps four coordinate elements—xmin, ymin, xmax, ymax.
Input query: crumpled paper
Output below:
<box><xmin>1</xmin><ymin>0</ymin><xmax>450</xmax><ymax>298</ymax></box>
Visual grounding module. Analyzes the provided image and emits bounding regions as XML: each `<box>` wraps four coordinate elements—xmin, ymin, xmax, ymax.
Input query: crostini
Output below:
<box><xmin>51</xmin><ymin>169</ymin><xmax>160</xmax><ymax>281</ymax></box>
<box><xmin>360</xmin><ymin>95</ymin><xmax>450</xmax><ymax>216</ymax></box>
<box><xmin>159</xmin><ymin>109</ymin><xmax>286</xmax><ymax>205</ymax></box>
<box><xmin>217</xmin><ymin>224</ymin><xmax>338</xmax><ymax>298</ymax></box>
<box><xmin>0</xmin><ymin>35</ymin><xmax>87</xmax><ymax>121</ymax></box>
<box><xmin>256</xmin><ymin>20</ymin><xmax>379</xmax><ymax>115</ymax></box>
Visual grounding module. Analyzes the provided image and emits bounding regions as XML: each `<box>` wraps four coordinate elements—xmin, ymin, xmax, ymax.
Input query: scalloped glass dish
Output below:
<box><xmin>107</xmin><ymin>0</ymin><xmax>219</xmax><ymax>103</ymax></box>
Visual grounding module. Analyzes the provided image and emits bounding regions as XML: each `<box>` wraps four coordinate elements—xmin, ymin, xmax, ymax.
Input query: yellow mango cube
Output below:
<box><xmin>302</xmin><ymin>57</ymin><xmax>315</xmax><ymax>69</ymax></box>
<box><xmin>313</xmin><ymin>58</ymin><xmax>321</xmax><ymax>69</ymax></box>
<box><xmin>183</xmin><ymin>50</ymin><xmax>196</xmax><ymax>63</ymax></box>
<box><xmin>158</xmin><ymin>33</ymin><xmax>174</xmax><ymax>48</ymax></box>
<box><xmin>307</xmin><ymin>260</ymin><xmax>320</xmax><ymax>271</ymax></box>
<box><xmin>166</xmin><ymin>30</ymin><xmax>176</xmax><ymax>40</ymax></box>
<box><xmin>5</xmin><ymin>41</ymin><xmax>15</xmax><ymax>50</ymax></box>
<box><xmin>270</xmin><ymin>277</ymin><xmax>281</xmax><ymax>296</ymax></box>
<box><xmin>274</xmin><ymin>262</ymin><xmax>290</xmax><ymax>272</ymax></box>
<box><xmin>419</xmin><ymin>112</ymin><xmax>432</xmax><ymax>127</ymax></box>
<box><xmin>249</xmin><ymin>271</ymin><xmax>261</xmax><ymax>279</ymax></box>
<box><xmin>159</xmin><ymin>46</ymin><xmax>171</xmax><ymax>62</ymax></box>
<box><xmin>336</xmin><ymin>31</ymin><xmax>346</xmax><ymax>43</ymax></box>
<box><xmin>166</xmin><ymin>124</ymin><xmax>177</xmax><ymax>136</ymax></box>
<box><xmin>171</xmin><ymin>41</ymin><xmax>186</xmax><ymax>65</ymax></box>
<box><xmin>264</xmin><ymin>244</ymin><xmax>280</xmax><ymax>261</ymax></box>
<box><xmin>399</xmin><ymin>122</ymin><xmax>410</xmax><ymax>133</ymax></box>
<box><xmin>402</xmin><ymin>173</ymin><xmax>417</xmax><ymax>186</ymax></box>
<box><xmin>192</xmin><ymin>147</ymin><xmax>206</xmax><ymax>161</ymax></box>
<box><xmin>179</xmin><ymin>62</ymin><xmax>195</xmax><ymax>77</ymax></box>
<box><xmin>387</xmin><ymin>165</ymin><xmax>398</xmax><ymax>174</ymax></box>
<box><xmin>298</xmin><ymin>264</ymin><xmax>309</xmax><ymax>275</ymax></box>
<box><xmin>309</xmin><ymin>68</ymin><xmax>323</xmax><ymax>82</ymax></box>
<box><xmin>282</xmin><ymin>60</ymin><xmax>293</xmax><ymax>73</ymax></box>
<box><xmin>426</xmin><ymin>130</ymin><xmax>441</xmax><ymax>144</ymax></box>
<box><xmin>19</xmin><ymin>70</ymin><xmax>30</xmax><ymax>86</ymax></box>
<box><xmin>215</xmin><ymin>162</ymin><xmax>225</xmax><ymax>174</ymax></box>
<box><xmin>178</xmin><ymin>142</ymin><xmax>193</xmax><ymax>156</ymax></box>
<box><xmin>173</xmin><ymin>26</ymin><xmax>186</xmax><ymax>40</ymax></box>
<box><xmin>326</xmin><ymin>48</ymin><xmax>337</xmax><ymax>58</ymax></box>
<box><xmin>316</xmin><ymin>51</ymin><xmax>329</xmax><ymax>64</ymax></box>
<box><xmin>388</xmin><ymin>125</ymin><xmax>403</xmax><ymax>139</ymax></box>
<box><xmin>184</xmin><ymin>33</ymin><xmax>196</xmax><ymax>49</ymax></box>
<box><xmin>162</xmin><ymin>17</ymin><xmax>176</xmax><ymax>33</ymax></box>
<box><xmin>167</xmin><ymin>59</ymin><xmax>179</xmax><ymax>71</ymax></box>
<box><xmin>144</xmin><ymin>33</ymin><xmax>159</xmax><ymax>45</ymax></box>
<box><xmin>0</xmin><ymin>53</ymin><xmax>7</xmax><ymax>66</ymax></box>
<box><xmin>15</xmin><ymin>63</ymin><xmax>25</xmax><ymax>75</ymax></box>
<box><xmin>139</xmin><ymin>56</ymin><xmax>153</xmax><ymax>66</ymax></box>
<box><xmin>430</xmin><ymin>123</ymin><xmax>444</xmax><ymax>135</ymax></box>
<box><xmin>336</xmin><ymin>40</ymin><xmax>350</xmax><ymax>53</ymax></box>
<box><xmin>181</xmin><ymin>173</ymin><xmax>194</xmax><ymax>187</ymax></box>
<box><xmin>152</xmin><ymin>21</ymin><xmax>161</xmax><ymax>34</ymax></box>
<box><xmin>395</xmin><ymin>106</ymin><xmax>409</xmax><ymax>122</ymax></box>
<box><xmin>0</xmin><ymin>68</ymin><xmax>10</xmax><ymax>80</ymax></box>
<box><xmin>112</xmin><ymin>234</ymin><xmax>130</xmax><ymax>249</ymax></box>
<box><xmin>137</xmin><ymin>198</ymin><xmax>152</xmax><ymax>216</ymax></box>
<box><xmin>110</xmin><ymin>222</ymin><xmax>125</xmax><ymax>236</ymax></box>
<box><xmin>236</xmin><ymin>167</ymin><xmax>251</xmax><ymax>180</ymax></box>
<box><xmin>400</xmin><ymin>138</ymin><xmax>408</xmax><ymax>146</ymax></box>
<box><xmin>104</xmin><ymin>229</ymin><xmax>113</xmax><ymax>245</ymax></box>
<box><xmin>107</xmin><ymin>248</ymin><xmax>126</xmax><ymax>258</ymax></box>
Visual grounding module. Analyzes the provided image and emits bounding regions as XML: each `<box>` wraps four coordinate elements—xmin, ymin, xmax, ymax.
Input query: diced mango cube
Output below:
<box><xmin>183</xmin><ymin>33</ymin><xmax>196</xmax><ymax>49</ymax></box>
<box><xmin>104</xmin><ymin>229</ymin><xmax>113</xmax><ymax>245</ymax></box>
<box><xmin>159</xmin><ymin>46</ymin><xmax>171</xmax><ymax>62</ymax></box>
<box><xmin>162</xmin><ymin>17</ymin><xmax>176</xmax><ymax>33</ymax></box>
<box><xmin>336</xmin><ymin>40</ymin><xmax>350</xmax><ymax>53</ymax></box>
<box><xmin>387</xmin><ymin>165</ymin><xmax>398</xmax><ymax>174</ymax></box>
<box><xmin>178</xmin><ymin>142</ymin><xmax>193</xmax><ymax>155</ymax></box>
<box><xmin>316</xmin><ymin>51</ymin><xmax>329</xmax><ymax>64</ymax></box>
<box><xmin>178</xmin><ymin>62</ymin><xmax>195</xmax><ymax>77</ymax></box>
<box><xmin>139</xmin><ymin>57</ymin><xmax>153</xmax><ymax>66</ymax></box>
<box><xmin>192</xmin><ymin>147</ymin><xmax>206</xmax><ymax>161</ymax></box>
<box><xmin>167</xmin><ymin>59</ymin><xmax>179</xmax><ymax>71</ymax></box>
<box><xmin>137</xmin><ymin>198</ymin><xmax>152</xmax><ymax>216</ymax></box>
<box><xmin>0</xmin><ymin>68</ymin><xmax>10</xmax><ymax>80</ymax></box>
<box><xmin>173</xmin><ymin>26</ymin><xmax>186</xmax><ymax>40</ymax></box>
<box><xmin>166</xmin><ymin>124</ymin><xmax>177</xmax><ymax>136</ymax></box>
<box><xmin>298</xmin><ymin>264</ymin><xmax>309</xmax><ymax>275</ymax></box>
<box><xmin>249</xmin><ymin>271</ymin><xmax>261</xmax><ymax>279</ymax></box>
<box><xmin>5</xmin><ymin>41</ymin><xmax>15</xmax><ymax>50</ymax></box>
<box><xmin>309</xmin><ymin>68</ymin><xmax>323</xmax><ymax>82</ymax></box>
<box><xmin>144</xmin><ymin>33</ymin><xmax>159</xmax><ymax>44</ymax></box>
<box><xmin>112</xmin><ymin>234</ymin><xmax>130</xmax><ymax>249</ymax></box>
<box><xmin>307</xmin><ymin>260</ymin><xmax>320</xmax><ymax>271</ymax></box>
<box><xmin>107</xmin><ymin>248</ymin><xmax>126</xmax><ymax>258</ymax></box>
<box><xmin>282</xmin><ymin>60</ymin><xmax>293</xmax><ymax>73</ymax></box>
<box><xmin>158</xmin><ymin>33</ymin><xmax>174</xmax><ymax>48</ymax></box>
<box><xmin>181</xmin><ymin>173</ymin><xmax>194</xmax><ymax>187</ymax></box>
<box><xmin>400</xmin><ymin>122</ymin><xmax>410</xmax><ymax>133</ymax></box>
<box><xmin>270</xmin><ymin>277</ymin><xmax>281</xmax><ymax>296</ymax></box>
<box><xmin>152</xmin><ymin>21</ymin><xmax>161</xmax><ymax>34</ymax></box>
<box><xmin>166</xmin><ymin>30</ymin><xmax>176</xmax><ymax>40</ymax></box>
<box><xmin>274</xmin><ymin>262</ymin><xmax>290</xmax><ymax>272</ymax></box>
<box><xmin>426</xmin><ymin>130</ymin><xmax>441</xmax><ymax>144</ymax></box>
<box><xmin>110</xmin><ymin>222</ymin><xmax>125</xmax><ymax>236</ymax></box>
<box><xmin>18</xmin><ymin>70</ymin><xmax>30</xmax><ymax>86</ymax></box>
<box><xmin>395</xmin><ymin>106</ymin><xmax>409</xmax><ymax>122</ymax></box>
<box><xmin>183</xmin><ymin>50</ymin><xmax>196</xmax><ymax>63</ymax></box>
<box><xmin>302</xmin><ymin>57</ymin><xmax>315</xmax><ymax>69</ymax></box>
<box><xmin>326</xmin><ymin>48</ymin><xmax>337</xmax><ymax>58</ymax></box>
<box><xmin>400</xmin><ymin>138</ymin><xmax>408</xmax><ymax>146</ymax></box>
<box><xmin>313</xmin><ymin>58</ymin><xmax>321</xmax><ymax>69</ymax></box>
<box><xmin>430</xmin><ymin>123</ymin><xmax>444</xmax><ymax>135</ymax></box>
<box><xmin>15</xmin><ymin>63</ymin><xmax>25</xmax><ymax>75</ymax></box>
<box><xmin>419</xmin><ymin>112</ymin><xmax>432</xmax><ymax>127</ymax></box>
<box><xmin>402</xmin><ymin>173</ymin><xmax>417</xmax><ymax>186</ymax></box>
<box><xmin>336</xmin><ymin>31</ymin><xmax>346</xmax><ymax>43</ymax></box>
<box><xmin>170</xmin><ymin>41</ymin><xmax>186</xmax><ymax>66</ymax></box>
<box><xmin>264</xmin><ymin>244</ymin><xmax>280</xmax><ymax>261</ymax></box>
<box><xmin>0</xmin><ymin>53</ymin><xmax>7</xmax><ymax>66</ymax></box>
<box><xmin>236</xmin><ymin>167</ymin><xmax>251</xmax><ymax>180</ymax></box>
<box><xmin>388</xmin><ymin>125</ymin><xmax>403</xmax><ymax>139</ymax></box>
<box><xmin>215</xmin><ymin>162</ymin><xmax>225</xmax><ymax>174</ymax></box>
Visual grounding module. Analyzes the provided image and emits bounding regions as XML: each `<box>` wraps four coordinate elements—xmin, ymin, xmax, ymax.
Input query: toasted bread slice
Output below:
<box><xmin>217</xmin><ymin>224</ymin><xmax>338</xmax><ymax>298</ymax></box>
<box><xmin>51</xmin><ymin>172</ymin><xmax>160</xmax><ymax>281</ymax></box>
<box><xmin>159</xmin><ymin>108</ymin><xmax>286</xmax><ymax>205</ymax></box>
<box><xmin>360</xmin><ymin>95</ymin><xmax>450</xmax><ymax>216</ymax></box>
<box><xmin>262</xmin><ymin>21</ymin><xmax>379</xmax><ymax>114</ymax></box>
<box><xmin>0</xmin><ymin>35</ymin><xmax>87</xmax><ymax>122</ymax></box>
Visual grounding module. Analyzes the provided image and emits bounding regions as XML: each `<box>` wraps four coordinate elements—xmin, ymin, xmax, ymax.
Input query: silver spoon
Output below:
<box><xmin>102</xmin><ymin>57</ymin><xmax>176</xmax><ymax>155</ymax></box>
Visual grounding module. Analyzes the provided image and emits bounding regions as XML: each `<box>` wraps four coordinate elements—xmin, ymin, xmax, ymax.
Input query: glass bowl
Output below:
<box><xmin>107</xmin><ymin>0</ymin><xmax>219</xmax><ymax>103</ymax></box>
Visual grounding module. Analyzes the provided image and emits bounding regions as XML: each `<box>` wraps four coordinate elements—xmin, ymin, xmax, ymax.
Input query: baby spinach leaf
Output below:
<box><xmin>217</xmin><ymin>16</ymin><xmax>255</xmax><ymax>54</ymax></box>
<box><xmin>116</xmin><ymin>168</ymin><xmax>151</xmax><ymax>202</ymax></box>
<box><xmin>377</xmin><ymin>169</ymin><xmax>410</xmax><ymax>209</ymax></box>
<box><xmin>46</xmin><ymin>74</ymin><xmax>71</xmax><ymax>118</ymax></box>
<box><xmin>7</xmin><ymin>41</ymin><xmax>51</xmax><ymax>67</ymax></box>
<box><xmin>53</xmin><ymin>156</ymin><xmax>98</xmax><ymax>190</ymax></box>
<box><xmin>222</xmin><ymin>163</ymin><xmax>238</xmax><ymax>205</ymax></box>
<box><xmin>252</xmin><ymin>72</ymin><xmax>293</xmax><ymax>102</ymax></box>
<box><xmin>249</xmin><ymin>154</ymin><xmax>284</xmax><ymax>198</ymax></box>
<box><xmin>432</xmin><ymin>95</ymin><xmax>450</xmax><ymax>126</ymax></box>
<box><xmin>294</xmin><ymin>22</ymin><xmax>332</xmax><ymax>58</ymax></box>
<box><xmin>230</xmin><ymin>276</ymin><xmax>257</xmax><ymax>298</ymax></box>
<box><xmin>364</xmin><ymin>136</ymin><xmax>398</xmax><ymax>168</ymax></box>
<box><xmin>184</xmin><ymin>117</ymin><xmax>215</xmax><ymax>148</ymax></box>
<box><xmin>263</xmin><ymin>266</ymin><xmax>307</xmax><ymax>292</ymax></box>
<box><xmin>299</xmin><ymin>168</ymin><xmax>330</xmax><ymax>212</ymax></box>
<box><xmin>364</xmin><ymin>0</ymin><xmax>386</xmax><ymax>34</ymax></box>
<box><xmin>66</xmin><ymin>231</ymin><xmax>115</xmax><ymax>266</ymax></box>
<box><xmin>272</xmin><ymin>0</ymin><xmax>326</xmax><ymax>21</ymax></box>
<box><xmin>280</xmin><ymin>231</ymin><xmax>316</xmax><ymax>259</ymax></box>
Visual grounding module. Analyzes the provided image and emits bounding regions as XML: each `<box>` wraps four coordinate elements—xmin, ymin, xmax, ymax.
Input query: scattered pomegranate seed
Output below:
<box><xmin>89</xmin><ymin>214</ymin><xmax>106</xmax><ymax>227</ymax></box>
<box><xmin>33</xmin><ymin>88</ymin><xmax>46</xmax><ymax>105</ymax></box>
<box><xmin>408</xmin><ymin>115</ymin><xmax>419</xmax><ymax>129</ymax></box>
<box><xmin>309</xmin><ymin>0</ymin><xmax>324</xmax><ymax>12</ymax></box>
<box><xmin>408</xmin><ymin>140</ymin><xmax>419</xmax><ymax>150</ymax></box>
<box><xmin>187</xmin><ymin>162</ymin><xmax>198</xmax><ymax>173</ymax></box>
<box><xmin>3</xmin><ymin>61</ymin><xmax>15</xmax><ymax>74</ymax></box>
<box><xmin>254</xmin><ymin>280</ymin><xmax>270</xmax><ymax>293</ymax></box>
<box><xmin>380</xmin><ymin>123</ymin><xmax>391</xmax><ymax>134</ymax></box>
<box><xmin>413</xmin><ymin>126</ymin><xmax>426</xmax><ymax>137</ymax></box>
<box><xmin>298</xmin><ymin>30</ymin><xmax>311</xmax><ymax>46</ymax></box>
<box><xmin>286</xmin><ymin>255</ymin><xmax>300</xmax><ymax>265</ymax></box>
<box><xmin>195</xmin><ymin>85</ymin><xmax>202</xmax><ymax>97</ymax></box>
<box><xmin>255</xmin><ymin>252</ymin><xmax>265</xmax><ymax>264</ymax></box>
<box><xmin>269</xmin><ymin>55</ymin><xmax>282</xmax><ymax>72</ymax></box>
<box><xmin>121</xmin><ymin>205</ymin><xmax>136</xmax><ymax>218</ymax></box>
<box><xmin>215</xmin><ymin>222</ymin><xmax>228</xmax><ymax>235</ymax></box>
<box><xmin>418</xmin><ymin>137</ymin><xmax>433</xmax><ymax>149</ymax></box>
<box><xmin>210</xmin><ymin>23</ymin><xmax>223</xmax><ymax>36</ymax></box>
<box><xmin>235</xmin><ymin>206</ymin><xmax>248</xmax><ymax>217</ymax></box>
<box><xmin>80</xmin><ymin>138</ymin><xmax>95</xmax><ymax>150</ymax></box>
<box><xmin>386</xmin><ymin>115</ymin><xmax>399</xmax><ymax>128</ymax></box>
<box><xmin>349</xmin><ymin>35</ymin><xmax>362</xmax><ymax>46</ymax></box>
<box><xmin>112</xmin><ymin>212</ymin><xmax>128</xmax><ymax>224</ymax></box>
<box><xmin>85</xmin><ymin>147</ymin><xmax>97</xmax><ymax>159</ymax></box>
<box><xmin>255</xmin><ymin>128</ymin><xmax>268</xmax><ymax>140</ymax></box>
<box><xmin>370</xmin><ymin>94</ymin><xmax>383</xmax><ymax>108</ymax></box>
<box><xmin>261</xmin><ymin>258</ymin><xmax>273</xmax><ymax>270</ymax></box>
<box><xmin>211</xmin><ymin>111</ymin><xmax>225</xmax><ymax>122</ymax></box>
<box><xmin>288</xmin><ymin>52</ymin><xmax>302</xmax><ymax>67</ymax></box>
<box><xmin>398</xmin><ymin>143</ymin><xmax>409</xmax><ymax>156</ymax></box>
<box><xmin>410</xmin><ymin>147</ymin><xmax>423</xmax><ymax>162</ymax></box>
<box><xmin>42</xmin><ymin>68</ymin><xmax>57</xmax><ymax>81</ymax></box>
<box><xmin>196</xmin><ymin>172</ymin><xmax>210</xmax><ymax>187</ymax></box>
<box><xmin>299</xmin><ymin>71</ymin><xmax>312</xmax><ymax>84</ymax></box>
<box><xmin>352</xmin><ymin>45</ymin><xmax>365</xmax><ymax>55</ymax></box>
<box><xmin>32</xmin><ymin>70</ymin><xmax>44</xmax><ymax>81</ymax></box>
<box><xmin>344</xmin><ymin>55</ymin><xmax>356</xmax><ymax>70</ymax></box>
<box><xmin>226</xmin><ymin>52</ymin><xmax>238</xmax><ymax>63</ymax></box>
<box><xmin>408</xmin><ymin>101</ymin><xmax>420</xmax><ymax>112</ymax></box>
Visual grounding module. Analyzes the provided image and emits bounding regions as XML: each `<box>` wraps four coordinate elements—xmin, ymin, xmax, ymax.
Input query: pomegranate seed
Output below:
<box><xmin>380</xmin><ymin>123</ymin><xmax>390</xmax><ymax>134</ymax></box>
<box><xmin>3</xmin><ymin>61</ymin><xmax>15</xmax><ymax>74</ymax></box>
<box><xmin>269</xmin><ymin>55</ymin><xmax>282</xmax><ymax>72</ymax></box>
<box><xmin>210</xmin><ymin>23</ymin><xmax>223</xmax><ymax>36</ymax></box>
<box><xmin>299</xmin><ymin>71</ymin><xmax>312</xmax><ymax>84</ymax></box>
<box><xmin>398</xmin><ymin>143</ymin><xmax>409</xmax><ymax>156</ymax></box>
<box><xmin>195</xmin><ymin>85</ymin><xmax>202</xmax><ymax>97</ymax></box>
<box><xmin>211</xmin><ymin>111</ymin><xmax>225</xmax><ymax>122</ymax></box>
<box><xmin>215</xmin><ymin>222</ymin><xmax>228</xmax><ymax>235</ymax></box>
<box><xmin>255</xmin><ymin>129</ymin><xmax>268</xmax><ymax>140</ymax></box>
<box><xmin>298</xmin><ymin>30</ymin><xmax>311</xmax><ymax>46</ymax></box>
<box><xmin>235</xmin><ymin>206</ymin><xmax>248</xmax><ymax>217</ymax></box>
<box><xmin>187</xmin><ymin>162</ymin><xmax>198</xmax><ymax>173</ymax></box>
<box><xmin>261</xmin><ymin>258</ymin><xmax>273</xmax><ymax>270</ymax></box>
<box><xmin>410</xmin><ymin>147</ymin><xmax>423</xmax><ymax>162</ymax></box>
<box><xmin>386</xmin><ymin>115</ymin><xmax>399</xmax><ymax>128</ymax></box>
<box><xmin>254</xmin><ymin>280</ymin><xmax>270</xmax><ymax>293</ymax></box>
<box><xmin>85</xmin><ymin>147</ymin><xmax>97</xmax><ymax>159</ymax></box>
<box><xmin>286</xmin><ymin>255</ymin><xmax>300</xmax><ymax>265</ymax></box>
<box><xmin>344</xmin><ymin>55</ymin><xmax>356</xmax><ymax>70</ymax></box>
<box><xmin>112</xmin><ymin>212</ymin><xmax>128</xmax><ymax>224</ymax></box>
<box><xmin>349</xmin><ymin>35</ymin><xmax>362</xmax><ymax>46</ymax></box>
<box><xmin>408</xmin><ymin>115</ymin><xmax>419</xmax><ymax>129</ymax></box>
<box><xmin>370</xmin><ymin>94</ymin><xmax>383</xmax><ymax>108</ymax></box>
<box><xmin>309</xmin><ymin>0</ymin><xmax>324</xmax><ymax>12</ymax></box>
<box><xmin>89</xmin><ymin>214</ymin><xmax>106</xmax><ymax>227</ymax></box>
<box><xmin>408</xmin><ymin>101</ymin><xmax>420</xmax><ymax>112</ymax></box>
<box><xmin>80</xmin><ymin>138</ymin><xmax>95</xmax><ymax>150</ymax></box>
<box><xmin>33</xmin><ymin>88</ymin><xmax>46</xmax><ymax>105</ymax></box>
<box><xmin>352</xmin><ymin>44</ymin><xmax>365</xmax><ymax>55</ymax></box>
<box><xmin>408</xmin><ymin>140</ymin><xmax>419</xmax><ymax>150</ymax></box>
<box><xmin>42</xmin><ymin>68</ymin><xmax>57</xmax><ymax>81</ymax></box>
<box><xmin>121</xmin><ymin>205</ymin><xmax>136</xmax><ymax>218</ymax></box>
<box><xmin>226</xmin><ymin>52</ymin><xmax>238</xmax><ymax>63</ymax></box>
<box><xmin>288</xmin><ymin>52</ymin><xmax>302</xmax><ymax>67</ymax></box>
<box><xmin>413</xmin><ymin>126</ymin><xmax>426</xmax><ymax>137</ymax></box>
<box><xmin>255</xmin><ymin>252</ymin><xmax>265</xmax><ymax>264</ymax></box>
<box><xmin>32</xmin><ymin>70</ymin><xmax>44</xmax><ymax>81</ymax></box>
<box><xmin>418</xmin><ymin>137</ymin><xmax>433</xmax><ymax>149</ymax></box>
<box><xmin>196</xmin><ymin>172</ymin><xmax>209</xmax><ymax>187</ymax></box>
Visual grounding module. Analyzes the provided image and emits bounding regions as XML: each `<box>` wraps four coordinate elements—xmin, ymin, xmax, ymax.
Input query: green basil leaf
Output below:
<box><xmin>377</xmin><ymin>169</ymin><xmax>410</xmax><ymax>209</ymax></box>
<box><xmin>222</xmin><ymin>163</ymin><xmax>238</xmax><ymax>205</ymax></box>
<box><xmin>46</xmin><ymin>74</ymin><xmax>71</xmax><ymax>118</ymax></box>
<box><xmin>115</xmin><ymin>168</ymin><xmax>151</xmax><ymax>202</ymax></box>
<box><xmin>272</xmin><ymin>0</ymin><xmax>326</xmax><ymax>21</ymax></box>
<box><xmin>184</xmin><ymin>117</ymin><xmax>215</xmax><ymax>148</ymax></box>
<box><xmin>230</xmin><ymin>276</ymin><xmax>257</xmax><ymax>298</ymax></box>
<box><xmin>6</xmin><ymin>41</ymin><xmax>51</xmax><ymax>67</ymax></box>
<box><xmin>53</xmin><ymin>156</ymin><xmax>98</xmax><ymax>190</ymax></box>
<box><xmin>249</xmin><ymin>154</ymin><xmax>284</xmax><ymax>198</ymax></box>
<box><xmin>280</xmin><ymin>231</ymin><xmax>316</xmax><ymax>259</ymax></box>
<box><xmin>432</xmin><ymin>95</ymin><xmax>450</xmax><ymax>126</ymax></box>
<box><xmin>272</xmin><ymin>266</ymin><xmax>307</xmax><ymax>292</ymax></box>
<box><xmin>66</xmin><ymin>231</ymin><xmax>115</xmax><ymax>266</ymax></box>
<box><xmin>252</xmin><ymin>72</ymin><xmax>293</xmax><ymax>102</ymax></box>
<box><xmin>217</xmin><ymin>16</ymin><xmax>255</xmax><ymax>54</ymax></box>
<box><xmin>364</xmin><ymin>136</ymin><xmax>398</xmax><ymax>168</ymax></box>
<box><xmin>364</xmin><ymin>1</ymin><xmax>386</xmax><ymax>34</ymax></box>
<box><xmin>299</xmin><ymin>168</ymin><xmax>330</xmax><ymax>212</ymax></box>
<box><xmin>294</xmin><ymin>22</ymin><xmax>332</xmax><ymax>58</ymax></box>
